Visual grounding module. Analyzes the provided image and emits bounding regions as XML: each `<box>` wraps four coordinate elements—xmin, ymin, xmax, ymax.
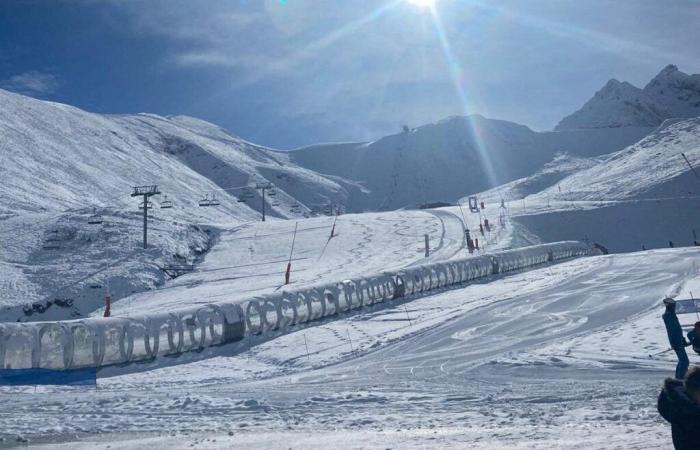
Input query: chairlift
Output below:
<box><xmin>199</xmin><ymin>194</ymin><xmax>220</xmax><ymax>207</ymax></box>
<box><xmin>160</xmin><ymin>196</ymin><xmax>173</xmax><ymax>209</ymax></box>
<box><xmin>88</xmin><ymin>208</ymin><xmax>103</xmax><ymax>225</ymax></box>
<box><xmin>139</xmin><ymin>201</ymin><xmax>153</xmax><ymax>210</ymax></box>
<box><xmin>237</xmin><ymin>197</ymin><xmax>247</xmax><ymax>203</ymax></box>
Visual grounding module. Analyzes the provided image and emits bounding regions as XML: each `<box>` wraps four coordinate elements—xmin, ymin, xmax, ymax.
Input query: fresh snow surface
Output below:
<box><xmin>2</xmin><ymin>247</ymin><xmax>698</xmax><ymax>449</ymax></box>
<box><xmin>106</xmin><ymin>206</ymin><xmax>510</xmax><ymax>317</ymax></box>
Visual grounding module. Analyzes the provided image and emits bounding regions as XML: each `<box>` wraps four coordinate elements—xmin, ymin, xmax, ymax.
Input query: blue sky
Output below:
<box><xmin>1</xmin><ymin>0</ymin><xmax>699</xmax><ymax>149</ymax></box>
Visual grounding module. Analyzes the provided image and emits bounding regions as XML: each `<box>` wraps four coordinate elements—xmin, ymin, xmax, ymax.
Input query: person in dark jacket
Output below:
<box><xmin>663</xmin><ymin>298</ymin><xmax>691</xmax><ymax>379</ymax></box>
<box><xmin>688</xmin><ymin>322</ymin><xmax>700</xmax><ymax>356</ymax></box>
<box><xmin>658</xmin><ymin>367</ymin><xmax>700</xmax><ymax>449</ymax></box>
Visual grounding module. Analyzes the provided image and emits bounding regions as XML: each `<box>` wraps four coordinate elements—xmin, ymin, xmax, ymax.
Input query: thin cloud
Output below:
<box><xmin>0</xmin><ymin>70</ymin><xmax>60</xmax><ymax>97</ymax></box>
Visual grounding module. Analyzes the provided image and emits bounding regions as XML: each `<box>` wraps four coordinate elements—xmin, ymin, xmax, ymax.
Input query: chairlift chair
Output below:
<box><xmin>198</xmin><ymin>195</ymin><xmax>211</xmax><ymax>207</ymax></box>
<box><xmin>209</xmin><ymin>195</ymin><xmax>221</xmax><ymax>206</ymax></box>
<box><xmin>139</xmin><ymin>201</ymin><xmax>153</xmax><ymax>210</ymax></box>
<box><xmin>160</xmin><ymin>196</ymin><xmax>173</xmax><ymax>209</ymax></box>
<box><xmin>87</xmin><ymin>208</ymin><xmax>103</xmax><ymax>225</ymax></box>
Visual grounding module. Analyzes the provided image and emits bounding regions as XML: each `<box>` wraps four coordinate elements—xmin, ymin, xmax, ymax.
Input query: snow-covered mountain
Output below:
<box><xmin>503</xmin><ymin>117</ymin><xmax>700</xmax><ymax>252</ymax></box>
<box><xmin>0</xmin><ymin>88</ymin><xmax>360</xmax><ymax>222</ymax></box>
<box><xmin>290</xmin><ymin>115</ymin><xmax>651</xmax><ymax>211</ymax></box>
<box><xmin>644</xmin><ymin>64</ymin><xmax>700</xmax><ymax>119</ymax></box>
<box><xmin>556</xmin><ymin>65</ymin><xmax>700</xmax><ymax>130</ymax></box>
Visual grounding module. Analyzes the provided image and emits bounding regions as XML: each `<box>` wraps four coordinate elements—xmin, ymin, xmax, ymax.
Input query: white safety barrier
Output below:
<box><xmin>0</xmin><ymin>241</ymin><xmax>590</xmax><ymax>371</ymax></box>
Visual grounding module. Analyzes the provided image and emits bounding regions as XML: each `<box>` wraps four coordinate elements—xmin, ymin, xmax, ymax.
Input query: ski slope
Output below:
<box><xmin>3</xmin><ymin>247</ymin><xmax>698</xmax><ymax>449</ymax></box>
<box><xmin>469</xmin><ymin>117</ymin><xmax>700</xmax><ymax>253</ymax></box>
<box><xmin>107</xmin><ymin>206</ymin><xmax>510</xmax><ymax>317</ymax></box>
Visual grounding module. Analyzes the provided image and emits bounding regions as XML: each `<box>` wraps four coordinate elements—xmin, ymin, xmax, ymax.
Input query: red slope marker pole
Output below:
<box><xmin>285</xmin><ymin>222</ymin><xmax>299</xmax><ymax>285</ymax></box>
<box><xmin>103</xmin><ymin>294</ymin><xmax>111</xmax><ymax>318</ymax></box>
<box><xmin>330</xmin><ymin>212</ymin><xmax>338</xmax><ymax>238</ymax></box>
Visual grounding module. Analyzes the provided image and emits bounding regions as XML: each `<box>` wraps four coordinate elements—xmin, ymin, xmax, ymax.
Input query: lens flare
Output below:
<box><xmin>406</xmin><ymin>0</ymin><xmax>436</xmax><ymax>9</ymax></box>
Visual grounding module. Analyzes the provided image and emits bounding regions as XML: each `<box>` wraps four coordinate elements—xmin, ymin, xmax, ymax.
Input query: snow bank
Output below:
<box><xmin>0</xmin><ymin>242</ymin><xmax>589</xmax><ymax>375</ymax></box>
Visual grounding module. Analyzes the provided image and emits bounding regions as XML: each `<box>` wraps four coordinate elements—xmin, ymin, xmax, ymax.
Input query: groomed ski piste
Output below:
<box><xmin>1</xmin><ymin>204</ymin><xmax>699</xmax><ymax>449</ymax></box>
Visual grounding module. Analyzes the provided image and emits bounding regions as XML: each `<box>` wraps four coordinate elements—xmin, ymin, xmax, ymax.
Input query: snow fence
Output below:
<box><xmin>0</xmin><ymin>241</ymin><xmax>589</xmax><ymax>373</ymax></box>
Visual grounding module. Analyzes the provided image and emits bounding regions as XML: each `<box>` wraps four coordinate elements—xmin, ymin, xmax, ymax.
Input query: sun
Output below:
<box><xmin>406</xmin><ymin>0</ymin><xmax>436</xmax><ymax>9</ymax></box>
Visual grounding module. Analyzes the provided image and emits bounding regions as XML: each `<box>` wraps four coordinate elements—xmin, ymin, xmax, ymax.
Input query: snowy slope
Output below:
<box><xmin>4</xmin><ymin>247</ymin><xmax>698</xmax><ymax>449</ymax></box>
<box><xmin>108</xmin><ymin>206</ymin><xmax>512</xmax><ymax>317</ymax></box>
<box><xmin>488</xmin><ymin>117</ymin><xmax>700</xmax><ymax>252</ymax></box>
<box><xmin>0</xmin><ymin>88</ymin><xmax>367</xmax><ymax>321</ymax></box>
<box><xmin>544</xmin><ymin>117</ymin><xmax>700</xmax><ymax>201</ymax></box>
<box><xmin>290</xmin><ymin>115</ymin><xmax>650</xmax><ymax>211</ymax></box>
<box><xmin>0</xmin><ymin>88</ymin><xmax>359</xmax><ymax>221</ymax></box>
<box><xmin>557</xmin><ymin>65</ymin><xmax>700</xmax><ymax>130</ymax></box>
<box><xmin>469</xmin><ymin>153</ymin><xmax>601</xmax><ymax>204</ymax></box>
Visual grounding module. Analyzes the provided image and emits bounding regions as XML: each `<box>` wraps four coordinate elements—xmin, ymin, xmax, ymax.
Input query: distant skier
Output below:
<box><xmin>658</xmin><ymin>366</ymin><xmax>700</xmax><ymax>449</ymax></box>
<box><xmin>670</xmin><ymin>241</ymin><xmax>675</xmax><ymax>248</ymax></box>
<box><xmin>663</xmin><ymin>298</ymin><xmax>690</xmax><ymax>379</ymax></box>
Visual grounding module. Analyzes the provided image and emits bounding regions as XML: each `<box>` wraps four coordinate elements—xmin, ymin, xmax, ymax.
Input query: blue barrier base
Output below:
<box><xmin>0</xmin><ymin>368</ymin><xmax>97</xmax><ymax>386</ymax></box>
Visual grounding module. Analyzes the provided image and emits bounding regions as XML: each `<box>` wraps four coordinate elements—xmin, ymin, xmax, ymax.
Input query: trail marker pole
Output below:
<box><xmin>404</xmin><ymin>305</ymin><xmax>412</xmax><ymax>326</ymax></box>
<box><xmin>682</xmin><ymin>153</ymin><xmax>700</xmax><ymax>180</ymax></box>
<box><xmin>303</xmin><ymin>333</ymin><xmax>310</xmax><ymax>361</ymax></box>
<box><xmin>103</xmin><ymin>294</ymin><xmax>111</xmax><ymax>318</ymax></box>
<box><xmin>424</xmin><ymin>234</ymin><xmax>430</xmax><ymax>257</ymax></box>
<box><xmin>346</xmin><ymin>329</ymin><xmax>354</xmax><ymax>353</ymax></box>
<box><xmin>330</xmin><ymin>212</ymin><xmax>338</xmax><ymax>238</ymax></box>
<box><xmin>285</xmin><ymin>222</ymin><xmax>298</xmax><ymax>285</ymax></box>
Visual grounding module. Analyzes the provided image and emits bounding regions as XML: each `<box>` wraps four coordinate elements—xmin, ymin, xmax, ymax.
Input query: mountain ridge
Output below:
<box><xmin>556</xmin><ymin>65</ymin><xmax>700</xmax><ymax>131</ymax></box>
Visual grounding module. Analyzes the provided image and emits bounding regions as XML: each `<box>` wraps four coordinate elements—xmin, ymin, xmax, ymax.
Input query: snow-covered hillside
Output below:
<box><xmin>557</xmin><ymin>65</ymin><xmax>700</xmax><ymax>130</ymax></box>
<box><xmin>0</xmin><ymin>88</ymin><xmax>367</xmax><ymax>322</ymax></box>
<box><xmin>491</xmin><ymin>117</ymin><xmax>700</xmax><ymax>252</ymax></box>
<box><xmin>0</xmin><ymin>88</ymin><xmax>359</xmax><ymax>221</ymax></box>
<box><xmin>471</xmin><ymin>153</ymin><xmax>601</xmax><ymax>204</ymax></box>
<box><xmin>290</xmin><ymin>115</ymin><xmax>650</xmax><ymax>211</ymax></box>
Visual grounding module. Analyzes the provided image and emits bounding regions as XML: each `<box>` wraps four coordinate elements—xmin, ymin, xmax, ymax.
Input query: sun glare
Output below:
<box><xmin>406</xmin><ymin>0</ymin><xmax>436</xmax><ymax>9</ymax></box>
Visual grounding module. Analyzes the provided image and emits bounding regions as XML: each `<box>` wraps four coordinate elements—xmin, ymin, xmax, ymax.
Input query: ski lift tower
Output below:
<box><xmin>255</xmin><ymin>182</ymin><xmax>273</xmax><ymax>222</ymax></box>
<box><xmin>131</xmin><ymin>185</ymin><xmax>161</xmax><ymax>249</ymax></box>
